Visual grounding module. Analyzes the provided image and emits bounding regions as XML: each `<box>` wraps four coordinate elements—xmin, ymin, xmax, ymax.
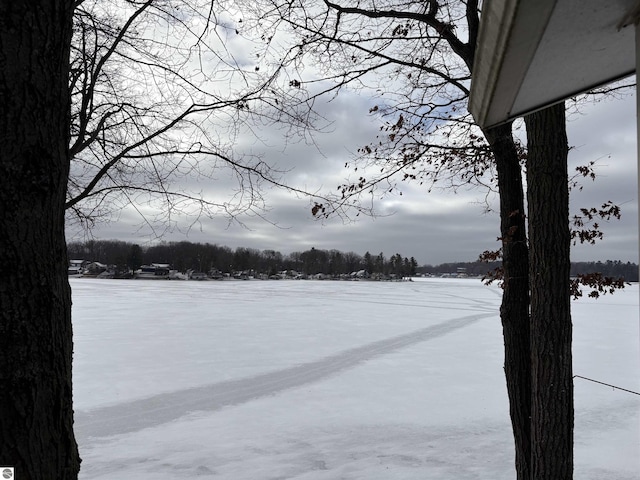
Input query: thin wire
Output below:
<box><xmin>573</xmin><ymin>375</ymin><xmax>640</xmax><ymax>396</ymax></box>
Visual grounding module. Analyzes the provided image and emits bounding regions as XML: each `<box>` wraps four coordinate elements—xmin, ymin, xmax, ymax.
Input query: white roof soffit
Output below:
<box><xmin>470</xmin><ymin>0</ymin><xmax>638</xmax><ymax>129</ymax></box>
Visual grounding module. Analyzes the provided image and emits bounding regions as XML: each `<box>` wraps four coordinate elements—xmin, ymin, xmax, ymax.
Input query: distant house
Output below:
<box><xmin>137</xmin><ymin>263</ymin><xmax>171</xmax><ymax>279</ymax></box>
<box><xmin>233</xmin><ymin>271</ymin><xmax>251</xmax><ymax>280</ymax></box>
<box><xmin>68</xmin><ymin>260</ymin><xmax>84</xmax><ymax>276</ymax></box>
<box><xmin>209</xmin><ymin>269</ymin><xmax>224</xmax><ymax>280</ymax></box>
<box><xmin>84</xmin><ymin>262</ymin><xmax>108</xmax><ymax>276</ymax></box>
<box><xmin>351</xmin><ymin>269</ymin><xmax>370</xmax><ymax>279</ymax></box>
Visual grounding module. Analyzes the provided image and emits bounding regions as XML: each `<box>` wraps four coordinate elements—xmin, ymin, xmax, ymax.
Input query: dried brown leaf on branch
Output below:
<box><xmin>570</xmin><ymin>272</ymin><xmax>629</xmax><ymax>299</ymax></box>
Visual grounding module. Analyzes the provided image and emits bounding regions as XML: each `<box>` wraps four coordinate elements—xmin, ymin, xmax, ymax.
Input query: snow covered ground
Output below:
<box><xmin>71</xmin><ymin>277</ymin><xmax>640</xmax><ymax>479</ymax></box>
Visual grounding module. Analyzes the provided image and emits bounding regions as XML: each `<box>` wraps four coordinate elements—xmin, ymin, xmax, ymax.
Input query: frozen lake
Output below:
<box><xmin>71</xmin><ymin>277</ymin><xmax>640</xmax><ymax>479</ymax></box>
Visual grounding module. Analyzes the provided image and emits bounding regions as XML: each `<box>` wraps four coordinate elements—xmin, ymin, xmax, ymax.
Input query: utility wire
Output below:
<box><xmin>574</xmin><ymin>375</ymin><xmax>640</xmax><ymax>396</ymax></box>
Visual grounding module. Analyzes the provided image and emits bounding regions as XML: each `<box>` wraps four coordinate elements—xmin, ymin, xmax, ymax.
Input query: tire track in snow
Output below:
<box><xmin>75</xmin><ymin>311</ymin><xmax>493</xmax><ymax>441</ymax></box>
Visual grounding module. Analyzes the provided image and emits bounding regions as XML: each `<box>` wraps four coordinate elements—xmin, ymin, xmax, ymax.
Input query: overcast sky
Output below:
<box><xmin>67</xmin><ymin>82</ymin><xmax>638</xmax><ymax>266</ymax></box>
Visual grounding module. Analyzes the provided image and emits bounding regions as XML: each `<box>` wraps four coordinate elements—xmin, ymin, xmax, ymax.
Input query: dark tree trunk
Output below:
<box><xmin>484</xmin><ymin>124</ymin><xmax>531</xmax><ymax>480</ymax></box>
<box><xmin>525</xmin><ymin>103</ymin><xmax>573</xmax><ymax>480</ymax></box>
<box><xmin>0</xmin><ymin>2</ymin><xmax>80</xmax><ymax>479</ymax></box>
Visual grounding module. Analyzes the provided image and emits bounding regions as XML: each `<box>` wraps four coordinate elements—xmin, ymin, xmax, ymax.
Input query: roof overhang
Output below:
<box><xmin>469</xmin><ymin>0</ymin><xmax>639</xmax><ymax>129</ymax></box>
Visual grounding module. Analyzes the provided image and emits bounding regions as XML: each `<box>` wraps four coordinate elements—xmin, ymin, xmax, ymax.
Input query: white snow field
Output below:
<box><xmin>71</xmin><ymin>277</ymin><xmax>640</xmax><ymax>479</ymax></box>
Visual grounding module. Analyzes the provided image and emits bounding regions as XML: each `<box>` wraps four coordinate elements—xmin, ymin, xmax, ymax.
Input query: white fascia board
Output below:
<box><xmin>471</xmin><ymin>0</ymin><xmax>638</xmax><ymax>129</ymax></box>
<box><xmin>469</xmin><ymin>0</ymin><xmax>558</xmax><ymax>128</ymax></box>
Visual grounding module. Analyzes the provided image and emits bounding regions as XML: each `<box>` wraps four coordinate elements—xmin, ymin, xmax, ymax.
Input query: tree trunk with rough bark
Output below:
<box><xmin>484</xmin><ymin>124</ymin><xmax>531</xmax><ymax>480</ymax></box>
<box><xmin>525</xmin><ymin>103</ymin><xmax>573</xmax><ymax>480</ymax></box>
<box><xmin>0</xmin><ymin>2</ymin><xmax>80</xmax><ymax>479</ymax></box>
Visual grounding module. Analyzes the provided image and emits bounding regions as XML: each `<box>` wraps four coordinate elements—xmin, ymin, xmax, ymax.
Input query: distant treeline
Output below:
<box><xmin>67</xmin><ymin>240</ymin><xmax>638</xmax><ymax>280</ymax></box>
<box><xmin>419</xmin><ymin>260</ymin><xmax>639</xmax><ymax>282</ymax></box>
<box><xmin>67</xmin><ymin>240</ymin><xmax>419</xmax><ymax>277</ymax></box>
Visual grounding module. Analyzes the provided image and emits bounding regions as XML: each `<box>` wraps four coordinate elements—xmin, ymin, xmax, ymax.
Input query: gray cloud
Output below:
<box><xmin>69</xmin><ymin>89</ymin><xmax>639</xmax><ymax>265</ymax></box>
